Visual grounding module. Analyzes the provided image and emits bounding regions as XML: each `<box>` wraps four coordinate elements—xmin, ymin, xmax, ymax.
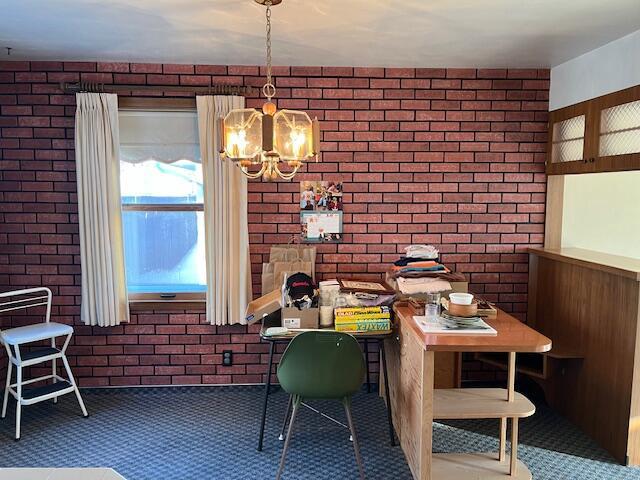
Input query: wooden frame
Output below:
<box><xmin>547</xmin><ymin>84</ymin><xmax>640</xmax><ymax>175</ymax></box>
<box><xmin>120</xmin><ymin>98</ymin><xmax>206</xmax><ymax>304</ymax></box>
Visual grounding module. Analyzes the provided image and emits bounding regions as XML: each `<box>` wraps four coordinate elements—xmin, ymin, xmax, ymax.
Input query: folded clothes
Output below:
<box><xmin>391</xmin><ymin>261</ymin><xmax>449</xmax><ymax>273</ymax></box>
<box><xmin>388</xmin><ymin>269</ymin><xmax>467</xmax><ymax>283</ymax></box>
<box><xmin>393</xmin><ymin>256</ymin><xmax>440</xmax><ymax>267</ymax></box>
<box><xmin>396</xmin><ymin>277</ymin><xmax>452</xmax><ymax>295</ymax></box>
<box><xmin>404</xmin><ymin>244</ymin><xmax>439</xmax><ymax>259</ymax></box>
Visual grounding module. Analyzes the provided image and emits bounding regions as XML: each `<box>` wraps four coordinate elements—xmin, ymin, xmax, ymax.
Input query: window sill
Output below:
<box><xmin>128</xmin><ymin>294</ymin><xmax>206</xmax><ymax>312</ymax></box>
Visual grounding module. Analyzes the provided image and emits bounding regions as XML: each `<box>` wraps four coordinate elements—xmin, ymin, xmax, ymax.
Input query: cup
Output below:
<box><xmin>425</xmin><ymin>292</ymin><xmax>441</xmax><ymax>322</ymax></box>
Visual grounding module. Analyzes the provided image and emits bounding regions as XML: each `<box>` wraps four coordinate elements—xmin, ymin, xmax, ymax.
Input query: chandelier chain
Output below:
<box><xmin>262</xmin><ymin>0</ymin><xmax>276</xmax><ymax>100</ymax></box>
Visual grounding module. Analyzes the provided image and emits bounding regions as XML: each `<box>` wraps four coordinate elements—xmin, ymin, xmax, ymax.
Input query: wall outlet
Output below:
<box><xmin>222</xmin><ymin>350</ymin><xmax>233</xmax><ymax>366</ymax></box>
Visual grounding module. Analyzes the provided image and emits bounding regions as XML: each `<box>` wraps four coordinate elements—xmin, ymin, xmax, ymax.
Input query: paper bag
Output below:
<box><xmin>270</xmin><ymin>244</ymin><xmax>316</xmax><ymax>275</ymax></box>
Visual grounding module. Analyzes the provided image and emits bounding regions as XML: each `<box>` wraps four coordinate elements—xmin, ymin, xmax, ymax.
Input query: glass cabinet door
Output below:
<box><xmin>551</xmin><ymin>115</ymin><xmax>586</xmax><ymax>164</ymax></box>
<box><xmin>599</xmin><ymin>100</ymin><xmax>640</xmax><ymax>157</ymax></box>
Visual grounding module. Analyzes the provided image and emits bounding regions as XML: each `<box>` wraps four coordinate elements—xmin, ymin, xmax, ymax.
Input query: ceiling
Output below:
<box><xmin>2</xmin><ymin>0</ymin><xmax>640</xmax><ymax>68</ymax></box>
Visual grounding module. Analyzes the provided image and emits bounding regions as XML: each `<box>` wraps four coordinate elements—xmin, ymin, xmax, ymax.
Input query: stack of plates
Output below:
<box><xmin>440</xmin><ymin>312</ymin><xmax>491</xmax><ymax>330</ymax></box>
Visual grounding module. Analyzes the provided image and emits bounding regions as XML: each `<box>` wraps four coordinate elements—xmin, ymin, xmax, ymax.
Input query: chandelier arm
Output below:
<box><xmin>274</xmin><ymin>163</ymin><xmax>300</xmax><ymax>180</ymax></box>
<box><xmin>241</xmin><ymin>162</ymin><xmax>268</xmax><ymax>179</ymax></box>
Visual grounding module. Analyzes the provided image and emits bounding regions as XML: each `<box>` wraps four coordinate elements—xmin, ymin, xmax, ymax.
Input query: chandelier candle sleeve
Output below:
<box><xmin>219</xmin><ymin>0</ymin><xmax>320</xmax><ymax>181</ymax></box>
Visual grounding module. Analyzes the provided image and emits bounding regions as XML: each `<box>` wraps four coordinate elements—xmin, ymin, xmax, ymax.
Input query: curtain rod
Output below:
<box><xmin>60</xmin><ymin>82</ymin><xmax>253</xmax><ymax>96</ymax></box>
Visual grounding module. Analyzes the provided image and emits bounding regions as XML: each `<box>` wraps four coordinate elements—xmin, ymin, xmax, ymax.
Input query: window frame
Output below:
<box><xmin>547</xmin><ymin>85</ymin><xmax>640</xmax><ymax>175</ymax></box>
<box><xmin>118</xmin><ymin>97</ymin><xmax>206</xmax><ymax>304</ymax></box>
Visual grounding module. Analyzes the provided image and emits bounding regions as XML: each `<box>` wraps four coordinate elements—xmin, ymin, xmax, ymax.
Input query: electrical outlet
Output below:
<box><xmin>222</xmin><ymin>350</ymin><xmax>233</xmax><ymax>366</ymax></box>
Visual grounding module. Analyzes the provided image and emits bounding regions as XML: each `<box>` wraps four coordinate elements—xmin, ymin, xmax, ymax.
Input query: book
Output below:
<box><xmin>334</xmin><ymin>312</ymin><xmax>391</xmax><ymax>322</ymax></box>
<box><xmin>335</xmin><ymin>320</ymin><xmax>391</xmax><ymax>332</ymax></box>
<box><xmin>334</xmin><ymin>306</ymin><xmax>390</xmax><ymax>316</ymax></box>
<box><xmin>413</xmin><ymin>315</ymin><xmax>497</xmax><ymax>336</ymax></box>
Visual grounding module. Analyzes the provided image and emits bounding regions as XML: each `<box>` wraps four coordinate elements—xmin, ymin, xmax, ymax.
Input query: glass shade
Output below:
<box><xmin>223</xmin><ymin>108</ymin><xmax>263</xmax><ymax>159</ymax></box>
<box><xmin>273</xmin><ymin>109</ymin><xmax>314</xmax><ymax>161</ymax></box>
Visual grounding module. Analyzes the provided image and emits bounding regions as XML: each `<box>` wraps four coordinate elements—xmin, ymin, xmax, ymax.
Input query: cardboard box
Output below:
<box><xmin>245</xmin><ymin>289</ymin><xmax>282</xmax><ymax>325</ymax></box>
<box><xmin>281</xmin><ymin>306</ymin><xmax>319</xmax><ymax>330</ymax></box>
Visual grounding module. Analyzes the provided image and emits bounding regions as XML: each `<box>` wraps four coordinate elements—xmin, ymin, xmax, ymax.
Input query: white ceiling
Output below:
<box><xmin>2</xmin><ymin>0</ymin><xmax>640</xmax><ymax>68</ymax></box>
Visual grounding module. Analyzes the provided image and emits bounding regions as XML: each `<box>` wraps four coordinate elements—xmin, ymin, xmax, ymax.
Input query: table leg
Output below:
<box><xmin>364</xmin><ymin>339</ymin><xmax>371</xmax><ymax>393</ymax></box>
<box><xmin>499</xmin><ymin>417</ymin><xmax>507</xmax><ymax>461</ymax></box>
<box><xmin>257</xmin><ymin>340</ymin><xmax>275</xmax><ymax>452</ymax></box>
<box><xmin>510</xmin><ymin>417</ymin><xmax>519</xmax><ymax>475</ymax></box>
<box><xmin>380</xmin><ymin>339</ymin><xmax>396</xmax><ymax>446</ymax></box>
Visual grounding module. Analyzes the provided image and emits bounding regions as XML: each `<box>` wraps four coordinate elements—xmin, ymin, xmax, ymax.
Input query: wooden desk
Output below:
<box><xmin>387</xmin><ymin>306</ymin><xmax>551</xmax><ymax>480</ymax></box>
<box><xmin>256</xmin><ymin>325</ymin><xmax>395</xmax><ymax>452</ymax></box>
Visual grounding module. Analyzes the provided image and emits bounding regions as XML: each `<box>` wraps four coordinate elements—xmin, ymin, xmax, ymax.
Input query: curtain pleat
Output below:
<box><xmin>75</xmin><ymin>93</ymin><xmax>129</xmax><ymax>327</ymax></box>
<box><xmin>197</xmin><ymin>95</ymin><xmax>252</xmax><ymax>326</ymax></box>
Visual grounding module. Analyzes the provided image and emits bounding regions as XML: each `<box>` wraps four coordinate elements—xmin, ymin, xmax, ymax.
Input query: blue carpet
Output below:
<box><xmin>0</xmin><ymin>385</ymin><xmax>638</xmax><ymax>479</ymax></box>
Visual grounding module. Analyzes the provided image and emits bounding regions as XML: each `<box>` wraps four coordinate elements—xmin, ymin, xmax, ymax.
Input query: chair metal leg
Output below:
<box><xmin>276</xmin><ymin>395</ymin><xmax>300</xmax><ymax>480</ymax></box>
<box><xmin>61</xmin><ymin>355</ymin><xmax>88</xmax><ymax>417</ymax></box>
<box><xmin>2</xmin><ymin>360</ymin><xmax>12</xmax><ymax>418</ymax></box>
<box><xmin>343</xmin><ymin>397</ymin><xmax>365</xmax><ymax>480</ymax></box>
<box><xmin>15</xmin><ymin>365</ymin><xmax>22</xmax><ymax>440</ymax></box>
<box><xmin>52</xmin><ymin>337</ymin><xmax>58</xmax><ymax>404</ymax></box>
<box><xmin>279</xmin><ymin>394</ymin><xmax>293</xmax><ymax>441</ymax></box>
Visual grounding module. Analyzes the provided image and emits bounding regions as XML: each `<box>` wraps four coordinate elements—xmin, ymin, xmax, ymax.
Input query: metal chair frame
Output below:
<box><xmin>0</xmin><ymin>287</ymin><xmax>88</xmax><ymax>440</ymax></box>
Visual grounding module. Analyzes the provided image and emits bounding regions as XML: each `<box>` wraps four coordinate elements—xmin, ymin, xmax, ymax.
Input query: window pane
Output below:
<box><xmin>122</xmin><ymin>211</ymin><xmax>206</xmax><ymax>294</ymax></box>
<box><xmin>552</xmin><ymin>139</ymin><xmax>584</xmax><ymax>164</ymax></box>
<box><xmin>121</xmin><ymin>159</ymin><xmax>203</xmax><ymax>204</ymax></box>
<box><xmin>599</xmin><ymin>100</ymin><xmax>640</xmax><ymax>156</ymax></box>
<box><xmin>552</xmin><ymin>115</ymin><xmax>585</xmax><ymax>163</ymax></box>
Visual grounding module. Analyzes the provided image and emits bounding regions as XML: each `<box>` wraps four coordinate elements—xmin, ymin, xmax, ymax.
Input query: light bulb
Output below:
<box><xmin>229</xmin><ymin>128</ymin><xmax>248</xmax><ymax>158</ymax></box>
<box><xmin>289</xmin><ymin>128</ymin><xmax>306</xmax><ymax>159</ymax></box>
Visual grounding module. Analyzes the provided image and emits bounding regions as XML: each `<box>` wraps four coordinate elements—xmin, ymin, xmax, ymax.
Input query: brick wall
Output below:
<box><xmin>0</xmin><ymin>61</ymin><xmax>549</xmax><ymax>386</ymax></box>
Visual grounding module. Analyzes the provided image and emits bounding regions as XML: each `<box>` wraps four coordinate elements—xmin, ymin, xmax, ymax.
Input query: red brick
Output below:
<box><xmin>0</xmin><ymin>61</ymin><xmax>548</xmax><ymax>387</ymax></box>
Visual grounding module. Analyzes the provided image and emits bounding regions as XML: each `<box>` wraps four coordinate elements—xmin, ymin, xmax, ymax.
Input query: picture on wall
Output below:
<box><xmin>299</xmin><ymin>181</ymin><xmax>343</xmax><ymax>243</ymax></box>
<box><xmin>300</xmin><ymin>181</ymin><xmax>343</xmax><ymax>211</ymax></box>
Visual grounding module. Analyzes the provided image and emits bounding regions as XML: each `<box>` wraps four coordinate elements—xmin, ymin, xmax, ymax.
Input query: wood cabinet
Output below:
<box><xmin>528</xmin><ymin>247</ymin><xmax>640</xmax><ymax>465</ymax></box>
<box><xmin>547</xmin><ymin>85</ymin><xmax>640</xmax><ymax>175</ymax></box>
<box><xmin>385</xmin><ymin>306</ymin><xmax>551</xmax><ymax>479</ymax></box>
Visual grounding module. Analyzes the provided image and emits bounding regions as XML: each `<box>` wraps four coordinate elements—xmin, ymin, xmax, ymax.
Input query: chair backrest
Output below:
<box><xmin>277</xmin><ymin>330</ymin><xmax>365</xmax><ymax>400</ymax></box>
<box><xmin>0</xmin><ymin>288</ymin><xmax>52</xmax><ymax>331</ymax></box>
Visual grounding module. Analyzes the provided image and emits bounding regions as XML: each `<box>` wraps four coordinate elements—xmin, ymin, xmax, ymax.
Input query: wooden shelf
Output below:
<box><xmin>433</xmin><ymin>388</ymin><xmax>535</xmax><ymax>420</ymax></box>
<box><xmin>432</xmin><ymin>453</ymin><xmax>531</xmax><ymax>479</ymax></box>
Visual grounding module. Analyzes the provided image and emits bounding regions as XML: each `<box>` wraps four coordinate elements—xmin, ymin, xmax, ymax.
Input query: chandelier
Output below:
<box><xmin>220</xmin><ymin>0</ymin><xmax>320</xmax><ymax>181</ymax></box>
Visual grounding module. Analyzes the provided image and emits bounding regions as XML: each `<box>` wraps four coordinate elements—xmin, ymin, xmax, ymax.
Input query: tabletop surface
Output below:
<box><xmin>394</xmin><ymin>305</ymin><xmax>552</xmax><ymax>353</ymax></box>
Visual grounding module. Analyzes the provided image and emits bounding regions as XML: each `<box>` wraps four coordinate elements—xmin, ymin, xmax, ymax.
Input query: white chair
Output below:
<box><xmin>0</xmin><ymin>287</ymin><xmax>88</xmax><ymax>440</ymax></box>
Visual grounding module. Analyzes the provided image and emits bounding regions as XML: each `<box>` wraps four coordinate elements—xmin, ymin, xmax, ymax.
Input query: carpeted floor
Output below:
<box><xmin>0</xmin><ymin>385</ymin><xmax>639</xmax><ymax>480</ymax></box>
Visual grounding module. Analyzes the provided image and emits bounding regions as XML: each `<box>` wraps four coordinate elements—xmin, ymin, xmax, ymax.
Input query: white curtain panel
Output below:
<box><xmin>75</xmin><ymin>93</ymin><xmax>129</xmax><ymax>326</ymax></box>
<box><xmin>197</xmin><ymin>96</ymin><xmax>252</xmax><ymax>326</ymax></box>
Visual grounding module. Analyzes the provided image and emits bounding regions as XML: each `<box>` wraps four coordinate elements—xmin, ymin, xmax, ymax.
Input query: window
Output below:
<box><xmin>119</xmin><ymin>109</ymin><xmax>206</xmax><ymax>297</ymax></box>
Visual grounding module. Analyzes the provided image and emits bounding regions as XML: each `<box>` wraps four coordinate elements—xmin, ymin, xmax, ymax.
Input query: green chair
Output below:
<box><xmin>275</xmin><ymin>330</ymin><xmax>366</xmax><ymax>480</ymax></box>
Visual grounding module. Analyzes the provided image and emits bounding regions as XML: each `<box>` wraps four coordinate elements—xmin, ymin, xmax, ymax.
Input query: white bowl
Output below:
<box><xmin>449</xmin><ymin>293</ymin><xmax>474</xmax><ymax>305</ymax></box>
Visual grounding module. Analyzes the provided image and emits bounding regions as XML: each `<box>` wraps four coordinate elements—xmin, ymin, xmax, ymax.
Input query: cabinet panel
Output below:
<box><xmin>551</xmin><ymin>115</ymin><xmax>585</xmax><ymax>163</ymax></box>
<box><xmin>599</xmin><ymin>100</ymin><xmax>640</xmax><ymax>157</ymax></box>
<box><xmin>547</xmin><ymin>85</ymin><xmax>640</xmax><ymax>175</ymax></box>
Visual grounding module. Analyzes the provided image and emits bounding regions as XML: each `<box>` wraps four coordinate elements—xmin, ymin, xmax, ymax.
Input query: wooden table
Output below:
<box><xmin>257</xmin><ymin>322</ymin><xmax>396</xmax><ymax>451</ymax></box>
<box><xmin>387</xmin><ymin>305</ymin><xmax>551</xmax><ymax>480</ymax></box>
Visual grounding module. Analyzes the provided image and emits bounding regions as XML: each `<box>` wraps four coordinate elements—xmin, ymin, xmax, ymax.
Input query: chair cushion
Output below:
<box><xmin>0</xmin><ymin>322</ymin><xmax>73</xmax><ymax>346</ymax></box>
